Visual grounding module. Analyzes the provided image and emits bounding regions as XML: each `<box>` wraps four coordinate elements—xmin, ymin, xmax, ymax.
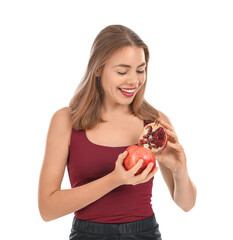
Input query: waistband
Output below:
<box><xmin>71</xmin><ymin>214</ymin><xmax>158</xmax><ymax>235</ymax></box>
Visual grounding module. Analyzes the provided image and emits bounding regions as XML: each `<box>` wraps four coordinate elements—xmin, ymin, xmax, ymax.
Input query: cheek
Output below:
<box><xmin>101</xmin><ymin>73</ymin><xmax>116</xmax><ymax>88</ymax></box>
<box><xmin>138</xmin><ymin>71</ymin><xmax>146</xmax><ymax>80</ymax></box>
<box><xmin>105</xmin><ymin>72</ymin><xmax>120</xmax><ymax>84</ymax></box>
<box><xmin>139</xmin><ymin>75</ymin><xmax>146</xmax><ymax>85</ymax></box>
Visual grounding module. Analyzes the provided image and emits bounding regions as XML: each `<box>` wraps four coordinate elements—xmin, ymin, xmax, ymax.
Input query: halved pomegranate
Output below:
<box><xmin>138</xmin><ymin>120</ymin><xmax>168</xmax><ymax>155</ymax></box>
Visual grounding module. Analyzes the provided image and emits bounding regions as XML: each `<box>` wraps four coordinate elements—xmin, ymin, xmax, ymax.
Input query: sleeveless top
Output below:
<box><xmin>66</xmin><ymin>119</ymin><xmax>154</xmax><ymax>223</ymax></box>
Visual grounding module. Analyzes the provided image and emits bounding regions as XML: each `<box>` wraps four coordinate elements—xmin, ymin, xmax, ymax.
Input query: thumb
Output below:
<box><xmin>118</xmin><ymin>150</ymin><xmax>128</xmax><ymax>163</ymax></box>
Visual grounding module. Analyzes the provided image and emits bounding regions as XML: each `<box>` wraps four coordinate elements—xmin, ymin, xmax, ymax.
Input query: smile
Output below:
<box><xmin>119</xmin><ymin>88</ymin><xmax>136</xmax><ymax>93</ymax></box>
<box><xmin>118</xmin><ymin>88</ymin><xmax>136</xmax><ymax>97</ymax></box>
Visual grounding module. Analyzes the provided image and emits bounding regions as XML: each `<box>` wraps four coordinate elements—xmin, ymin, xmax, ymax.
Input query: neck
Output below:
<box><xmin>100</xmin><ymin>106</ymin><xmax>133</xmax><ymax>121</ymax></box>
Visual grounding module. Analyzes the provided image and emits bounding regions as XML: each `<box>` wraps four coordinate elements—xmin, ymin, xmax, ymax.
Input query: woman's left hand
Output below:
<box><xmin>155</xmin><ymin>120</ymin><xmax>187</xmax><ymax>174</ymax></box>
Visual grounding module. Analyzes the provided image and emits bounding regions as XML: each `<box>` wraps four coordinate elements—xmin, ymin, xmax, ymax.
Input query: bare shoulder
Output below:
<box><xmin>38</xmin><ymin>107</ymin><xmax>72</xmax><ymax>212</ymax></box>
<box><xmin>51</xmin><ymin>106</ymin><xmax>72</xmax><ymax>128</ymax></box>
<box><xmin>48</xmin><ymin>106</ymin><xmax>73</xmax><ymax>145</ymax></box>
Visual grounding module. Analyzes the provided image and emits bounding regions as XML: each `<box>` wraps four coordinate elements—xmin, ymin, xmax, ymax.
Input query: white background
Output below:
<box><xmin>1</xmin><ymin>0</ymin><xmax>232</xmax><ymax>239</ymax></box>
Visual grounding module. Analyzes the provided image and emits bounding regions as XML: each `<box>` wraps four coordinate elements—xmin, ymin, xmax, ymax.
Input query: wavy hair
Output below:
<box><xmin>69</xmin><ymin>24</ymin><xmax>159</xmax><ymax>130</ymax></box>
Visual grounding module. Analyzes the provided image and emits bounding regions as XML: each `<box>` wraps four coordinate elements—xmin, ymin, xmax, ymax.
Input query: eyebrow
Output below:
<box><xmin>113</xmin><ymin>62</ymin><xmax>146</xmax><ymax>68</ymax></box>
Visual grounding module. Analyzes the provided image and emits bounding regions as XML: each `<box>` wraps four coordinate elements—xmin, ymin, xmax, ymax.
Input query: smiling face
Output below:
<box><xmin>99</xmin><ymin>46</ymin><xmax>146</xmax><ymax>113</ymax></box>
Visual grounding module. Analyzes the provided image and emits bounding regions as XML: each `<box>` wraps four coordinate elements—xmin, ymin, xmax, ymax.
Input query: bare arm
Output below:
<box><xmin>41</xmin><ymin>172</ymin><xmax>121</xmax><ymax>222</ymax></box>
<box><xmin>158</xmin><ymin>162</ymin><xmax>196</xmax><ymax>212</ymax></box>
<box><xmin>157</xmin><ymin>110</ymin><xmax>197</xmax><ymax>212</ymax></box>
<box><xmin>172</xmin><ymin>168</ymin><xmax>197</xmax><ymax>211</ymax></box>
<box><xmin>38</xmin><ymin>107</ymin><xmax>158</xmax><ymax>222</ymax></box>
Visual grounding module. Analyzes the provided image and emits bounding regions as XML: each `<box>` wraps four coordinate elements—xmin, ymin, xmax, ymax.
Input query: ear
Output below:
<box><xmin>95</xmin><ymin>69</ymin><xmax>100</xmax><ymax>78</ymax></box>
<box><xmin>95</xmin><ymin>65</ymin><xmax>104</xmax><ymax>76</ymax></box>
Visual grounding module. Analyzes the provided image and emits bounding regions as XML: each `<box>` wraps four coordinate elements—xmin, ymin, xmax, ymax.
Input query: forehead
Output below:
<box><xmin>106</xmin><ymin>46</ymin><xmax>145</xmax><ymax>66</ymax></box>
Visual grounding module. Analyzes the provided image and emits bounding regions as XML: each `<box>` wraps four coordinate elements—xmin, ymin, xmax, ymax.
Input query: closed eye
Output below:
<box><xmin>117</xmin><ymin>70</ymin><xmax>145</xmax><ymax>75</ymax></box>
<box><xmin>117</xmin><ymin>72</ymin><xmax>126</xmax><ymax>75</ymax></box>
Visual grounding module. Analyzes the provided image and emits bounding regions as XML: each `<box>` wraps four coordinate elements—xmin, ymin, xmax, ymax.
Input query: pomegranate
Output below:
<box><xmin>123</xmin><ymin>145</ymin><xmax>156</xmax><ymax>175</ymax></box>
<box><xmin>138</xmin><ymin>120</ymin><xmax>168</xmax><ymax>155</ymax></box>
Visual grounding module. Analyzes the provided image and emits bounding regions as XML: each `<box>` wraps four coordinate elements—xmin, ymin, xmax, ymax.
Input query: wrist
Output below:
<box><xmin>108</xmin><ymin>171</ymin><xmax>122</xmax><ymax>188</ymax></box>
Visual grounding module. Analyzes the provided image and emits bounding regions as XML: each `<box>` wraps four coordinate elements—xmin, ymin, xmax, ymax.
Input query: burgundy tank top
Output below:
<box><xmin>66</xmin><ymin>120</ymin><xmax>154</xmax><ymax>223</ymax></box>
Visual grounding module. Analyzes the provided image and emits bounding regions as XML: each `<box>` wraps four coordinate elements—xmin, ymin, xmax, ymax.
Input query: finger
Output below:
<box><xmin>156</xmin><ymin>120</ymin><xmax>174</xmax><ymax>132</ymax></box>
<box><xmin>167</xmin><ymin>141</ymin><xmax>183</xmax><ymax>152</ymax></box>
<box><xmin>118</xmin><ymin>150</ymin><xmax>128</xmax><ymax>163</ymax></box>
<box><xmin>140</xmin><ymin>166</ymin><xmax>159</xmax><ymax>183</ymax></box>
<box><xmin>165</xmin><ymin>128</ymin><xmax>178</xmax><ymax>142</ymax></box>
<box><xmin>117</xmin><ymin>151</ymin><xmax>128</xmax><ymax>170</ymax></box>
<box><xmin>140</xmin><ymin>162</ymin><xmax>155</xmax><ymax>179</ymax></box>
<box><xmin>130</xmin><ymin>159</ymin><xmax>144</xmax><ymax>175</ymax></box>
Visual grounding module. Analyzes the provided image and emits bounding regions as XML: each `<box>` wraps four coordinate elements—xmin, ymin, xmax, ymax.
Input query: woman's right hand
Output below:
<box><xmin>111</xmin><ymin>150</ymin><xmax>159</xmax><ymax>186</ymax></box>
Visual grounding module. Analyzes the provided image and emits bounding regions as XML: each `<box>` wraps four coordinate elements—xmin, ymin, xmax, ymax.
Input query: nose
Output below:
<box><xmin>126</xmin><ymin>72</ymin><xmax>140</xmax><ymax>86</ymax></box>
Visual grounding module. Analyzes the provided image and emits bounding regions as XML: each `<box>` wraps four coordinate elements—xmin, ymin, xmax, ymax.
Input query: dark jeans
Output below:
<box><xmin>69</xmin><ymin>214</ymin><xmax>162</xmax><ymax>240</ymax></box>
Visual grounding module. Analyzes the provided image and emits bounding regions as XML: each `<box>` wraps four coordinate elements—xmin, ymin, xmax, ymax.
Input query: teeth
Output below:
<box><xmin>120</xmin><ymin>88</ymin><xmax>135</xmax><ymax>93</ymax></box>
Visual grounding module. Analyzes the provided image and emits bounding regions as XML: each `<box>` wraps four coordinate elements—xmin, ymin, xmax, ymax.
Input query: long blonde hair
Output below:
<box><xmin>69</xmin><ymin>24</ymin><xmax>159</xmax><ymax>131</ymax></box>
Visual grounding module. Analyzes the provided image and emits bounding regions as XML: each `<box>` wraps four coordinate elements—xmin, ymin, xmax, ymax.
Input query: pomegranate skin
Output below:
<box><xmin>123</xmin><ymin>145</ymin><xmax>156</xmax><ymax>175</ymax></box>
<box><xmin>138</xmin><ymin>121</ymin><xmax>168</xmax><ymax>155</ymax></box>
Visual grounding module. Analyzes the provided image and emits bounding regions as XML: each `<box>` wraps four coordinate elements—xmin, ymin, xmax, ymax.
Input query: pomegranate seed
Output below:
<box><xmin>153</xmin><ymin>127</ymin><xmax>166</xmax><ymax>148</ymax></box>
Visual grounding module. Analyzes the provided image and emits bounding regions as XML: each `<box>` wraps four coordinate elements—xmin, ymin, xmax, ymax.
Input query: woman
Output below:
<box><xmin>38</xmin><ymin>24</ymin><xmax>197</xmax><ymax>239</ymax></box>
